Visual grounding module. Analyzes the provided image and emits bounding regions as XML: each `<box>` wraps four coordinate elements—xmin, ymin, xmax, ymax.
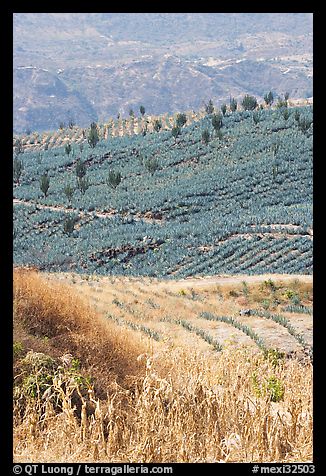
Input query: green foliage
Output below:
<box><xmin>252</xmin><ymin>372</ymin><xmax>284</xmax><ymax>402</ymax></box>
<box><xmin>276</xmin><ymin>97</ymin><xmax>288</xmax><ymax>109</ymax></box>
<box><xmin>200</xmin><ymin>312</ymin><xmax>267</xmax><ymax>352</ymax></box>
<box><xmin>241</xmin><ymin>95</ymin><xmax>258</xmax><ymax>111</ymax></box>
<box><xmin>13</xmin><ymin>157</ymin><xmax>24</xmax><ymax>184</ymax></box>
<box><xmin>283</xmin><ymin>289</ymin><xmax>295</xmax><ymax>300</ymax></box>
<box><xmin>262</xmin><ymin>278</ymin><xmax>277</xmax><ymax>292</ymax></box>
<box><xmin>39</xmin><ymin>173</ymin><xmax>50</xmax><ymax>197</ymax></box>
<box><xmin>176</xmin><ymin>113</ymin><xmax>187</xmax><ymax>128</ymax></box>
<box><xmin>250</xmin><ymin>309</ymin><xmax>312</xmax><ymax>356</ymax></box>
<box><xmin>264</xmin><ymin>91</ymin><xmax>274</xmax><ymax>106</ymax></box>
<box><xmin>282</xmin><ymin>304</ymin><xmax>312</xmax><ymax>315</ymax></box>
<box><xmin>63</xmin><ymin>216</ymin><xmax>77</xmax><ymax>235</ymax></box>
<box><xmin>63</xmin><ymin>183</ymin><xmax>75</xmax><ymax>203</ymax></box>
<box><xmin>14</xmin><ymin>138</ymin><xmax>24</xmax><ymax>155</ymax></box>
<box><xmin>282</xmin><ymin>108</ymin><xmax>290</xmax><ymax>121</ymax></box>
<box><xmin>87</xmin><ymin>122</ymin><xmax>99</xmax><ymax>148</ymax></box>
<box><xmin>201</xmin><ymin>128</ymin><xmax>210</xmax><ymax>145</ymax></box>
<box><xmin>13</xmin><ymin>341</ymin><xmax>24</xmax><ymax>359</ymax></box>
<box><xmin>107</xmin><ymin>170</ymin><xmax>122</xmax><ymax>189</ymax></box>
<box><xmin>263</xmin><ymin>348</ymin><xmax>285</xmax><ymax>367</ymax></box>
<box><xmin>252</xmin><ymin>111</ymin><xmax>260</xmax><ymax>125</ymax></box>
<box><xmin>229</xmin><ymin>97</ymin><xmax>237</xmax><ymax>112</ymax></box>
<box><xmin>68</xmin><ymin>118</ymin><xmax>75</xmax><ymax>129</ymax></box>
<box><xmin>266</xmin><ymin>376</ymin><xmax>285</xmax><ymax>402</ymax></box>
<box><xmin>242</xmin><ymin>281</ymin><xmax>249</xmax><ymax>297</ymax></box>
<box><xmin>153</xmin><ymin>119</ymin><xmax>162</xmax><ymax>132</ymax></box>
<box><xmin>294</xmin><ymin>110</ymin><xmax>301</xmax><ymax>122</ymax></box>
<box><xmin>77</xmin><ymin>176</ymin><xmax>90</xmax><ymax>195</ymax></box>
<box><xmin>144</xmin><ymin>157</ymin><xmax>160</xmax><ymax>175</ymax></box>
<box><xmin>76</xmin><ymin>159</ymin><xmax>86</xmax><ymax>180</ymax></box>
<box><xmin>171</xmin><ymin>125</ymin><xmax>181</xmax><ymax>142</ymax></box>
<box><xmin>298</xmin><ymin>117</ymin><xmax>312</xmax><ymax>133</ymax></box>
<box><xmin>205</xmin><ymin>99</ymin><xmax>215</xmax><ymax>115</ymax></box>
<box><xmin>65</xmin><ymin>143</ymin><xmax>72</xmax><ymax>156</ymax></box>
<box><xmin>107</xmin><ymin>313</ymin><xmax>162</xmax><ymax>341</ymax></box>
<box><xmin>262</xmin><ymin>299</ymin><xmax>270</xmax><ymax>310</ymax></box>
<box><xmin>211</xmin><ymin>113</ymin><xmax>223</xmax><ymax>132</ymax></box>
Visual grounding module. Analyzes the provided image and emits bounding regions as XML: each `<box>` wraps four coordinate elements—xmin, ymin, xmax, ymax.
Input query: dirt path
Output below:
<box><xmin>154</xmin><ymin>274</ymin><xmax>313</xmax><ymax>290</ymax></box>
<box><xmin>13</xmin><ymin>198</ymin><xmax>162</xmax><ymax>224</ymax></box>
<box><xmin>14</xmin><ymin>198</ymin><xmax>313</xmax><ymax>240</ymax></box>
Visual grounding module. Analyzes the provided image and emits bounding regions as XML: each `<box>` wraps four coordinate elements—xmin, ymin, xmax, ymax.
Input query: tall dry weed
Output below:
<box><xmin>13</xmin><ymin>269</ymin><xmax>313</xmax><ymax>463</ymax></box>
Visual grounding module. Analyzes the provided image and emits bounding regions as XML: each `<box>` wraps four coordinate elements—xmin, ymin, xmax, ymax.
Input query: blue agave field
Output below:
<box><xmin>13</xmin><ymin>105</ymin><xmax>313</xmax><ymax>277</ymax></box>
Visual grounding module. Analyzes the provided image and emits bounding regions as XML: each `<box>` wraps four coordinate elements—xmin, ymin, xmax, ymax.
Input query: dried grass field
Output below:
<box><xmin>13</xmin><ymin>268</ymin><xmax>313</xmax><ymax>463</ymax></box>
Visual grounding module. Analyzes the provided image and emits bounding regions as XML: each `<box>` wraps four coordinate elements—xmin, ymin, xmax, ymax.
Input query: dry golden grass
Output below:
<box><xmin>13</xmin><ymin>269</ymin><xmax>313</xmax><ymax>463</ymax></box>
<box><xmin>13</xmin><ymin>268</ymin><xmax>149</xmax><ymax>394</ymax></box>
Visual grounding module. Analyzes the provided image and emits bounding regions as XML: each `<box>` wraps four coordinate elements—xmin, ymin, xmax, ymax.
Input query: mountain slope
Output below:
<box><xmin>13</xmin><ymin>13</ymin><xmax>313</xmax><ymax>132</ymax></box>
<box><xmin>13</xmin><ymin>105</ymin><xmax>313</xmax><ymax>277</ymax></box>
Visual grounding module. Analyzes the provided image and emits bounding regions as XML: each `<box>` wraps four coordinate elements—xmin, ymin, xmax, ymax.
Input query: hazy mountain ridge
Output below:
<box><xmin>13</xmin><ymin>13</ymin><xmax>313</xmax><ymax>132</ymax></box>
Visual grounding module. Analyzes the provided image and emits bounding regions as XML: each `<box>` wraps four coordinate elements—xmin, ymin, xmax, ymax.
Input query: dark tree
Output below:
<box><xmin>129</xmin><ymin>108</ymin><xmax>135</xmax><ymax>118</ymax></box>
<box><xmin>241</xmin><ymin>95</ymin><xmax>258</xmax><ymax>111</ymax></box>
<box><xmin>13</xmin><ymin>157</ymin><xmax>24</xmax><ymax>184</ymax></box>
<box><xmin>64</xmin><ymin>184</ymin><xmax>75</xmax><ymax>203</ymax></box>
<box><xmin>282</xmin><ymin>108</ymin><xmax>290</xmax><ymax>121</ymax></box>
<box><xmin>298</xmin><ymin>117</ymin><xmax>312</xmax><ymax>133</ymax></box>
<box><xmin>221</xmin><ymin>104</ymin><xmax>227</xmax><ymax>116</ymax></box>
<box><xmin>107</xmin><ymin>170</ymin><xmax>122</xmax><ymax>189</ymax></box>
<box><xmin>65</xmin><ymin>143</ymin><xmax>72</xmax><ymax>156</ymax></box>
<box><xmin>294</xmin><ymin>110</ymin><xmax>301</xmax><ymax>122</ymax></box>
<box><xmin>176</xmin><ymin>113</ymin><xmax>187</xmax><ymax>128</ymax></box>
<box><xmin>14</xmin><ymin>138</ymin><xmax>24</xmax><ymax>155</ymax></box>
<box><xmin>205</xmin><ymin>99</ymin><xmax>215</xmax><ymax>115</ymax></box>
<box><xmin>87</xmin><ymin>122</ymin><xmax>99</xmax><ymax>148</ymax></box>
<box><xmin>212</xmin><ymin>113</ymin><xmax>223</xmax><ymax>133</ymax></box>
<box><xmin>140</xmin><ymin>105</ymin><xmax>146</xmax><ymax>116</ymax></box>
<box><xmin>76</xmin><ymin>159</ymin><xmax>86</xmax><ymax>180</ymax></box>
<box><xmin>68</xmin><ymin>117</ymin><xmax>75</xmax><ymax>129</ymax></box>
<box><xmin>171</xmin><ymin>125</ymin><xmax>181</xmax><ymax>143</ymax></box>
<box><xmin>59</xmin><ymin>122</ymin><xmax>66</xmax><ymax>130</ymax></box>
<box><xmin>230</xmin><ymin>97</ymin><xmax>237</xmax><ymax>112</ymax></box>
<box><xmin>40</xmin><ymin>173</ymin><xmax>50</xmax><ymax>198</ymax></box>
<box><xmin>201</xmin><ymin>129</ymin><xmax>210</xmax><ymax>145</ymax></box>
<box><xmin>153</xmin><ymin>119</ymin><xmax>162</xmax><ymax>132</ymax></box>
<box><xmin>264</xmin><ymin>91</ymin><xmax>274</xmax><ymax>106</ymax></box>
<box><xmin>216</xmin><ymin>130</ymin><xmax>223</xmax><ymax>140</ymax></box>
<box><xmin>252</xmin><ymin>111</ymin><xmax>260</xmax><ymax>125</ymax></box>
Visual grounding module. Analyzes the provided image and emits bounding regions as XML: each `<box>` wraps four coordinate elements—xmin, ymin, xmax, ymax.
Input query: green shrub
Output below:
<box><xmin>13</xmin><ymin>341</ymin><xmax>24</xmax><ymax>359</ymax></box>
<box><xmin>266</xmin><ymin>376</ymin><xmax>284</xmax><ymax>402</ymax></box>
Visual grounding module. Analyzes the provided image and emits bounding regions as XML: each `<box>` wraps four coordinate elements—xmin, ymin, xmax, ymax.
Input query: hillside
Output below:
<box><xmin>13</xmin><ymin>13</ymin><xmax>313</xmax><ymax>132</ymax></box>
<box><xmin>13</xmin><ymin>104</ymin><xmax>313</xmax><ymax>277</ymax></box>
<box><xmin>14</xmin><ymin>268</ymin><xmax>313</xmax><ymax>462</ymax></box>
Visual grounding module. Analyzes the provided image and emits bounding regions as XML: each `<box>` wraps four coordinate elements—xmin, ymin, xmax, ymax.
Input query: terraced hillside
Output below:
<box><xmin>13</xmin><ymin>109</ymin><xmax>207</xmax><ymax>151</ymax></box>
<box><xmin>54</xmin><ymin>272</ymin><xmax>313</xmax><ymax>361</ymax></box>
<box><xmin>13</xmin><ymin>269</ymin><xmax>313</xmax><ymax>462</ymax></box>
<box><xmin>13</xmin><ymin>104</ymin><xmax>313</xmax><ymax>277</ymax></box>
